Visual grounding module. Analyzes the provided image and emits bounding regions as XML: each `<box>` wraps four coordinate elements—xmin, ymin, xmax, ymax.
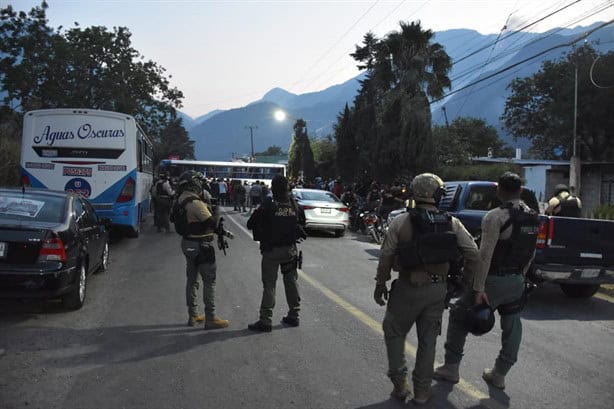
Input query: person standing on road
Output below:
<box><xmin>218</xmin><ymin>178</ymin><xmax>228</xmax><ymax>206</ymax></box>
<box><xmin>176</xmin><ymin>171</ymin><xmax>230</xmax><ymax>330</ymax></box>
<box><xmin>374</xmin><ymin>173</ymin><xmax>481</xmax><ymax>404</ymax></box>
<box><xmin>249</xmin><ymin>180</ymin><xmax>262</xmax><ymax>211</ymax></box>
<box><xmin>545</xmin><ymin>184</ymin><xmax>582</xmax><ymax>217</ymax></box>
<box><xmin>246</xmin><ymin>175</ymin><xmax>306</xmax><ymax>332</ymax></box>
<box><xmin>435</xmin><ymin>172</ymin><xmax>538</xmax><ymax>390</ymax></box>
<box><xmin>234</xmin><ymin>181</ymin><xmax>246</xmax><ymax>212</ymax></box>
<box><xmin>154</xmin><ymin>172</ymin><xmax>175</xmax><ymax>233</ymax></box>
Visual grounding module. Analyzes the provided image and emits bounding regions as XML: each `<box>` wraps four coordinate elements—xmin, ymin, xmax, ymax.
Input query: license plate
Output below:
<box><xmin>320</xmin><ymin>208</ymin><xmax>331</xmax><ymax>214</ymax></box>
<box><xmin>580</xmin><ymin>269</ymin><xmax>600</xmax><ymax>278</ymax></box>
<box><xmin>0</xmin><ymin>242</ymin><xmax>6</xmax><ymax>258</ymax></box>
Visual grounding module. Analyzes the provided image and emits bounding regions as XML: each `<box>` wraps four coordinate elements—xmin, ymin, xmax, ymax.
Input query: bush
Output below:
<box><xmin>438</xmin><ymin>164</ymin><xmax>522</xmax><ymax>182</ymax></box>
<box><xmin>594</xmin><ymin>205</ymin><xmax>614</xmax><ymax>220</ymax></box>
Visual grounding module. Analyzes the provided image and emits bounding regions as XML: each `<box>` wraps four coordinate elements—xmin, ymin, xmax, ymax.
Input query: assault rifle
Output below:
<box><xmin>216</xmin><ymin>217</ymin><xmax>234</xmax><ymax>255</ymax></box>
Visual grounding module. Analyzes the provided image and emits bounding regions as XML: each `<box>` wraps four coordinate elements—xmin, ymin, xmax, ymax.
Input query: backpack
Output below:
<box><xmin>170</xmin><ymin>196</ymin><xmax>199</xmax><ymax>236</ymax></box>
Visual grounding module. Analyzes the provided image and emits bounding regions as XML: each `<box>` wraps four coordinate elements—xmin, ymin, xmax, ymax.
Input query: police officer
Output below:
<box><xmin>176</xmin><ymin>171</ymin><xmax>230</xmax><ymax>329</ymax></box>
<box><xmin>246</xmin><ymin>175</ymin><xmax>306</xmax><ymax>332</ymax></box>
<box><xmin>435</xmin><ymin>172</ymin><xmax>538</xmax><ymax>390</ymax></box>
<box><xmin>374</xmin><ymin>173</ymin><xmax>481</xmax><ymax>404</ymax></box>
<box><xmin>545</xmin><ymin>184</ymin><xmax>582</xmax><ymax>217</ymax></box>
<box><xmin>154</xmin><ymin>172</ymin><xmax>175</xmax><ymax>233</ymax></box>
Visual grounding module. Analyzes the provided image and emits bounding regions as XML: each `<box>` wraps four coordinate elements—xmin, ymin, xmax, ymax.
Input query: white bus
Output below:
<box><xmin>158</xmin><ymin>159</ymin><xmax>286</xmax><ymax>186</ymax></box>
<box><xmin>20</xmin><ymin>109</ymin><xmax>154</xmax><ymax>237</ymax></box>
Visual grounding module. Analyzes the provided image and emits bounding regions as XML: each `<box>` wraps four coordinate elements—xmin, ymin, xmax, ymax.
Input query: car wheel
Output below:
<box><xmin>62</xmin><ymin>262</ymin><xmax>87</xmax><ymax>310</ymax></box>
<box><xmin>96</xmin><ymin>241</ymin><xmax>109</xmax><ymax>273</ymax></box>
<box><xmin>335</xmin><ymin>230</ymin><xmax>345</xmax><ymax>237</ymax></box>
<box><xmin>559</xmin><ymin>283</ymin><xmax>600</xmax><ymax>298</ymax></box>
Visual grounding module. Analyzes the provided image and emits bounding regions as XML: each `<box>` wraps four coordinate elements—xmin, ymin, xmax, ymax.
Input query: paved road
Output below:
<box><xmin>1</xmin><ymin>208</ymin><xmax>613</xmax><ymax>409</ymax></box>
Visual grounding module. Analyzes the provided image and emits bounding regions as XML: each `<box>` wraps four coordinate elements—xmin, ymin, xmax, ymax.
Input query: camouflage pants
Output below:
<box><xmin>383</xmin><ymin>279</ymin><xmax>446</xmax><ymax>390</ymax></box>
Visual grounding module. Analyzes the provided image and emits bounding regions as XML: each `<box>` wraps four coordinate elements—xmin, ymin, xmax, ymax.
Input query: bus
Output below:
<box><xmin>158</xmin><ymin>159</ymin><xmax>286</xmax><ymax>186</ymax></box>
<box><xmin>20</xmin><ymin>109</ymin><xmax>154</xmax><ymax>237</ymax></box>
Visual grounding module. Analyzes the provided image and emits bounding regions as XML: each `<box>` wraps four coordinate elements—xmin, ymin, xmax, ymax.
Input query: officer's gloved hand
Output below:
<box><xmin>374</xmin><ymin>283</ymin><xmax>388</xmax><ymax>306</ymax></box>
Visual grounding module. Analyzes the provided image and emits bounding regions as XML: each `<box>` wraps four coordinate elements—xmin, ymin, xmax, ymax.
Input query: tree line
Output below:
<box><xmin>286</xmin><ymin>21</ymin><xmax>613</xmax><ymax>183</ymax></box>
<box><xmin>0</xmin><ymin>1</ymin><xmax>194</xmax><ymax>185</ymax></box>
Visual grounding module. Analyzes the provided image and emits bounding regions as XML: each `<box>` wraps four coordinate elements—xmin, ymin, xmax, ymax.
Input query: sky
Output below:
<box><xmin>7</xmin><ymin>0</ymin><xmax>614</xmax><ymax>117</ymax></box>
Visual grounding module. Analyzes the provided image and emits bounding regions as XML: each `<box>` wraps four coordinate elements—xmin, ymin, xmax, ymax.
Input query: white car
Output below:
<box><xmin>292</xmin><ymin>189</ymin><xmax>349</xmax><ymax>237</ymax></box>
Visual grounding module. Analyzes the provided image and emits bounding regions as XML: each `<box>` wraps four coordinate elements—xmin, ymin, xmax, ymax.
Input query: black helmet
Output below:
<box><xmin>465</xmin><ymin>303</ymin><xmax>495</xmax><ymax>336</ymax></box>
<box><xmin>451</xmin><ymin>302</ymin><xmax>495</xmax><ymax>336</ymax></box>
<box><xmin>178</xmin><ymin>170</ymin><xmax>203</xmax><ymax>192</ymax></box>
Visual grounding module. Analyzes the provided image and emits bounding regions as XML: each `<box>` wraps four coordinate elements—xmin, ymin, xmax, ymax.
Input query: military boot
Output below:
<box><xmin>390</xmin><ymin>377</ymin><xmax>411</xmax><ymax>401</ymax></box>
<box><xmin>204</xmin><ymin>317</ymin><xmax>230</xmax><ymax>330</ymax></box>
<box><xmin>187</xmin><ymin>314</ymin><xmax>205</xmax><ymax>327</ymax></box>
<box><xmin>433</xmin><ymin>363</ymin><xmax>460</xmax><ymax>383</ymax></box>
<box><xmin>412</xmin><ymin>386</ymin><xmax>432</xmax><ymax>405</ymax></box>
<box><xmin>482</xmin><ymin>368</ymin><xmax>505</xmax><ymax>389</ymax></box>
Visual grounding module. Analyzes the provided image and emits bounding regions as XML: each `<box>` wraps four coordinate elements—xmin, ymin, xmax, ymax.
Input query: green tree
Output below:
<box><xmin>432</xmin><ymin>117</ymin><xmax>512</xmax><ymax>166</ymax></box>
<box><xmin>334</xmin><ymin>104</ymin><xmax>355</xmax><ymax>181</ymax></box>
<box><xmin>0</xmin><ymin>1</ymin><xmax>183</xmax><ymax>134</ymax></box>
<box><xmin>0</xmin><ymin>107</ymin><xmax>22</xmax><ymax>186</ymax></box>
<box><xmin>154</xmin><ymin>118</ymin><xmax>195</xmax><ymax>165</ymax></box>
<box><xmin>502</xmin><ymin>44</ymin><xmax>614</xmax><ymax>160</ymax></box>
<box><xmin>311</xmin><ymin>135</ymin><xmax>336</xmax><ymax>178</ymax></box>
<box><xmin>256</xmin><ymin>145</ymin><xmax>285</xmax><ymax>156</ymax></box>
<box><xmin>343</xmin><ymin>21</ymin><xmax>452</xmax><ymax>182</ymax></box>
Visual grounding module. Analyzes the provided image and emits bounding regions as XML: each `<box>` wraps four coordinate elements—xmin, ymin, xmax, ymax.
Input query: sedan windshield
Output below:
<box><xmin>0</xmin><ymin>194</ymin><xmax>66</xmax><ymax>223</ymax></box>
<box><xmin>296</xmin><ymin>191</ymin><xmax>340</xmax><ymax>203</ymax></box>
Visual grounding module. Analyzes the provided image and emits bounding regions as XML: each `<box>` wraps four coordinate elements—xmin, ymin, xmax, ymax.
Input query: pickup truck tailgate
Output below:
<box><xmin>537</xmin><ymin>216</ymin><xmax>614</xmax><ymax>266</ymax></box>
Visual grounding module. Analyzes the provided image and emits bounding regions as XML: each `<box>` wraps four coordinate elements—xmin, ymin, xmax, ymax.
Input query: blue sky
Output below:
<box><xmin>8</xmin><ymin>0</ymin><xmax>613</xmax><ymax>117</ymax></box>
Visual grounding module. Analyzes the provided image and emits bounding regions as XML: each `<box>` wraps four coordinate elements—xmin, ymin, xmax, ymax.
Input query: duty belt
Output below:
<box><xmin>186</xmin><ymin>236</ymin><xmax>214</xmax><ymax>243</ymax></box>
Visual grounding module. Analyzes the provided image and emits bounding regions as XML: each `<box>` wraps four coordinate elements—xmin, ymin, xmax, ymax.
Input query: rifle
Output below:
<box><xmin>216</xmin><ymin>217</ymin><xmax>234</xmax><ymax>255</ymax></box>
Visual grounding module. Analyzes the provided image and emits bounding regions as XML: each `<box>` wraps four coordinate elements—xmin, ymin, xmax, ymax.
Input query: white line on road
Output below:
<box><xmin>223</xmin><ymin>209</ymin><xmax>507</xmax><ymax>409</ymax></box>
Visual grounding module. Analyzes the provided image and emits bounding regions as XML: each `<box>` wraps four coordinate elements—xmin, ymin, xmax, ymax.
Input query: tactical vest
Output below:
<box><xmin>156</xmin><ymin>181</ymin><xmax>168</xmax><ymax>197</ymax></box>
<box><xmin>489</xmin><ymin>203</ymin><xmax>539</xmax><ymax>274</ymax></box>
<box><xmin>557</xmin><ymin>194</ymin><xmax>581</xmax><ymax>218</ymax></box>
<box><xmin>397</xmin><ymin>208</ymin><xmax>459</xmax><ymax>270</ymax></box>
<box><xmin>270</xmin><ymin>199</ymin><xmax>299</xmax><ymax>246</ymax></box>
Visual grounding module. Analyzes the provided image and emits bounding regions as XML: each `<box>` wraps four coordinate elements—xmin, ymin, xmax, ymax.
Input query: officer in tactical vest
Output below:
<box><xmin>154</xmin><ymin>172</ymin><xmax>175</xmax><ymax>233</ymax></box>
<box><xmin>246</xmin><ymin>175</ymin><xmax>306</xmax><ymax>332</ymax></box>
<box><xmin>545</xmin><ymin>184</ymin><xmax>582</xmax><ymax>217</ymax></box>
<box><xmin>375</xmin><ymin>173</ymin><xmax>481</xmax><ymax>404</ymax></box>
<box><xmin>177</xmin><ymin>171</ymin><xmax>230</xmax><ymax>329</ymax></box>
<box><xmin>435</xmin><ymin>172</ymin><xmax>538</xmax><ymax>390</ymax></box>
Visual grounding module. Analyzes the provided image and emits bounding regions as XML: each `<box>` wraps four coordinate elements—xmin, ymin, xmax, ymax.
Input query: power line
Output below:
<box><xmin>431</xmin><ymin>19</ymin><xmax>614</xmax><ymax>104</ymax></box>
<box><xmin>290</xmin><ymin>0</ymin><xmax>382</xmax><ymax>94</ymax></box>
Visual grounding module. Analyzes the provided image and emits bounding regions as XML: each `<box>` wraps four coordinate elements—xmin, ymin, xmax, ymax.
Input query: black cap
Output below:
<box><xmin>498</xmin><ymin>172</ymin><xmax>522</xmax><ymax>193</ymax></box>
<box><xmin>271</xmin><ymin>174</ymin><xmax>288</xmax><ymax>197</ymax></box>
<box><xmin>553</xmin><ymin>184</ymin><xmax>569</xmax><ymax>196</ymax></box>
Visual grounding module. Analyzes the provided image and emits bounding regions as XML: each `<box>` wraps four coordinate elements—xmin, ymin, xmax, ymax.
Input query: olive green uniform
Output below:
<box><xmin>179</xmin><ymin>190</ymin><xmax>217</xmax><ymax>318</ymax></box>
<box><xmin>376</xmin><ymin>204</ymin><xmax>481</xmax><ymax>390</ymax></box>
<box><xmin>443</xmin><ymin>199</ymin><xmax>534</xmax><ymax>375</ymax></box>
<box><xmin>260</xmin><ymin>244</ymin><xmax>300</xmax><ymax>326</ymax></box>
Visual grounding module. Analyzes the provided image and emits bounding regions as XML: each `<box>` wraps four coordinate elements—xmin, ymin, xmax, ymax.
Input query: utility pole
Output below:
<box><xmin>569</xmin><ymin>62</ymin><xmax>581</xmax><ymax>194</ymax></box>
<box><xmin>245</xmin><ymin>125</ymin><xmax>258</xmax><ymax>162</ymax></box>
<box><xmin>442</xmin><ymin>106</ymin><xmax>450</xmax><ymax>128</ymax></box>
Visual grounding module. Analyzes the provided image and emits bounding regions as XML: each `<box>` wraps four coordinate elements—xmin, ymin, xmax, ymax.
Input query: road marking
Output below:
<box><xmin>224</xmin><ymin>210</ymin><xmax>506</xmax><ymax>409</ymax></box>
<box><xmin>594</xmin><ymin>292</ymin><xmax>614</xmax><ymax>303</ymax></box>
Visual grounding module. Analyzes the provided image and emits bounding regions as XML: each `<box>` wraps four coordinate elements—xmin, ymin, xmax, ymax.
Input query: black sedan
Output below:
<box><xmin>0</xmin><ymin>188</ymin><xmax>109</xmax><ymax>309</ymax></box>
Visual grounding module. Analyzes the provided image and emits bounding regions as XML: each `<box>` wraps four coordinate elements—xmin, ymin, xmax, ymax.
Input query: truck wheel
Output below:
<box><xmin>559</xmin><ymin>283</ymin><xmax>600</xmax><ymax>298</ymax></box>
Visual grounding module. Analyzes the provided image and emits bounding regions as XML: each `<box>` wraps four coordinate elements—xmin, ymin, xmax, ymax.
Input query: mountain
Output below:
<box><xmin>191</xmin><ymin>74</ymin><xmax>364</xmax><ymax>160</ymax></box>
<box><xmin>189</xmin><ymin>22</ymin><xmax>613</xmax><ymax>160</ymax></box>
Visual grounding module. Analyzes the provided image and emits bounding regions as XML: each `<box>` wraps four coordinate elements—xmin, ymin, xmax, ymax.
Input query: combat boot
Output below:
<box><xmin>433</xmin><ymin>363</ymin><xmax>460</xmax><ymax>383</ymax></box>
<box><xmin>390</xmin><ymin>377</ymin><xmax>411</xmax><ymax>401</ymax></box>
<box><xmin>248</xmin><ymin>320</ymin><xmax>272</xmax><ymax>332</ymax></box>
<box><xmin>187</xmin><ymin>314</ymin><xmax>205</xmax><ymax>327</ymax></box>
<box><xmin>412</xmin><ymin>386</ymin><xmax>432</xmax><ymax>405</ymax></box>
<box><xmin>482</xmin><ymin>368</ymin><xmax>505</xmax><ymax>389</ymax></box>
<box><xmin>282</xmin><ymin>316</ymin><xmax>299</xmax><ymax>327</ymax></box>
<box><xmin>204</xmin><ymin>316</ymin><xmax>230</xmax><ymax>330</ymax></box>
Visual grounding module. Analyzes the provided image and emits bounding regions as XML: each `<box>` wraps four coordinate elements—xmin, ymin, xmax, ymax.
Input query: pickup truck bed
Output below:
<box><xmin>439</xmin><ymin>181</ymin><xmax>614</xmax><ymax>298</ymax></box>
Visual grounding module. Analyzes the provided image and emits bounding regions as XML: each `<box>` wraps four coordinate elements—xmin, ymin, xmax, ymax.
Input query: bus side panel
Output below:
<box><xmin>90</xmin><ymin>170</ymin><xmax>138</xmax><ymax>230</ymax></box>
<box><xmin>136</xmin><ymin>171</ymin><xmax>153</xmax><ymax>217</ymax></box>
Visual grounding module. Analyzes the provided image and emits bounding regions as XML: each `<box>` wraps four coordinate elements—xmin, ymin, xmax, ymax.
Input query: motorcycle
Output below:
<box><xmin>362</xmin><ymin>211</ymin><xmax>383</xmax><ymax>244</ymax></box>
